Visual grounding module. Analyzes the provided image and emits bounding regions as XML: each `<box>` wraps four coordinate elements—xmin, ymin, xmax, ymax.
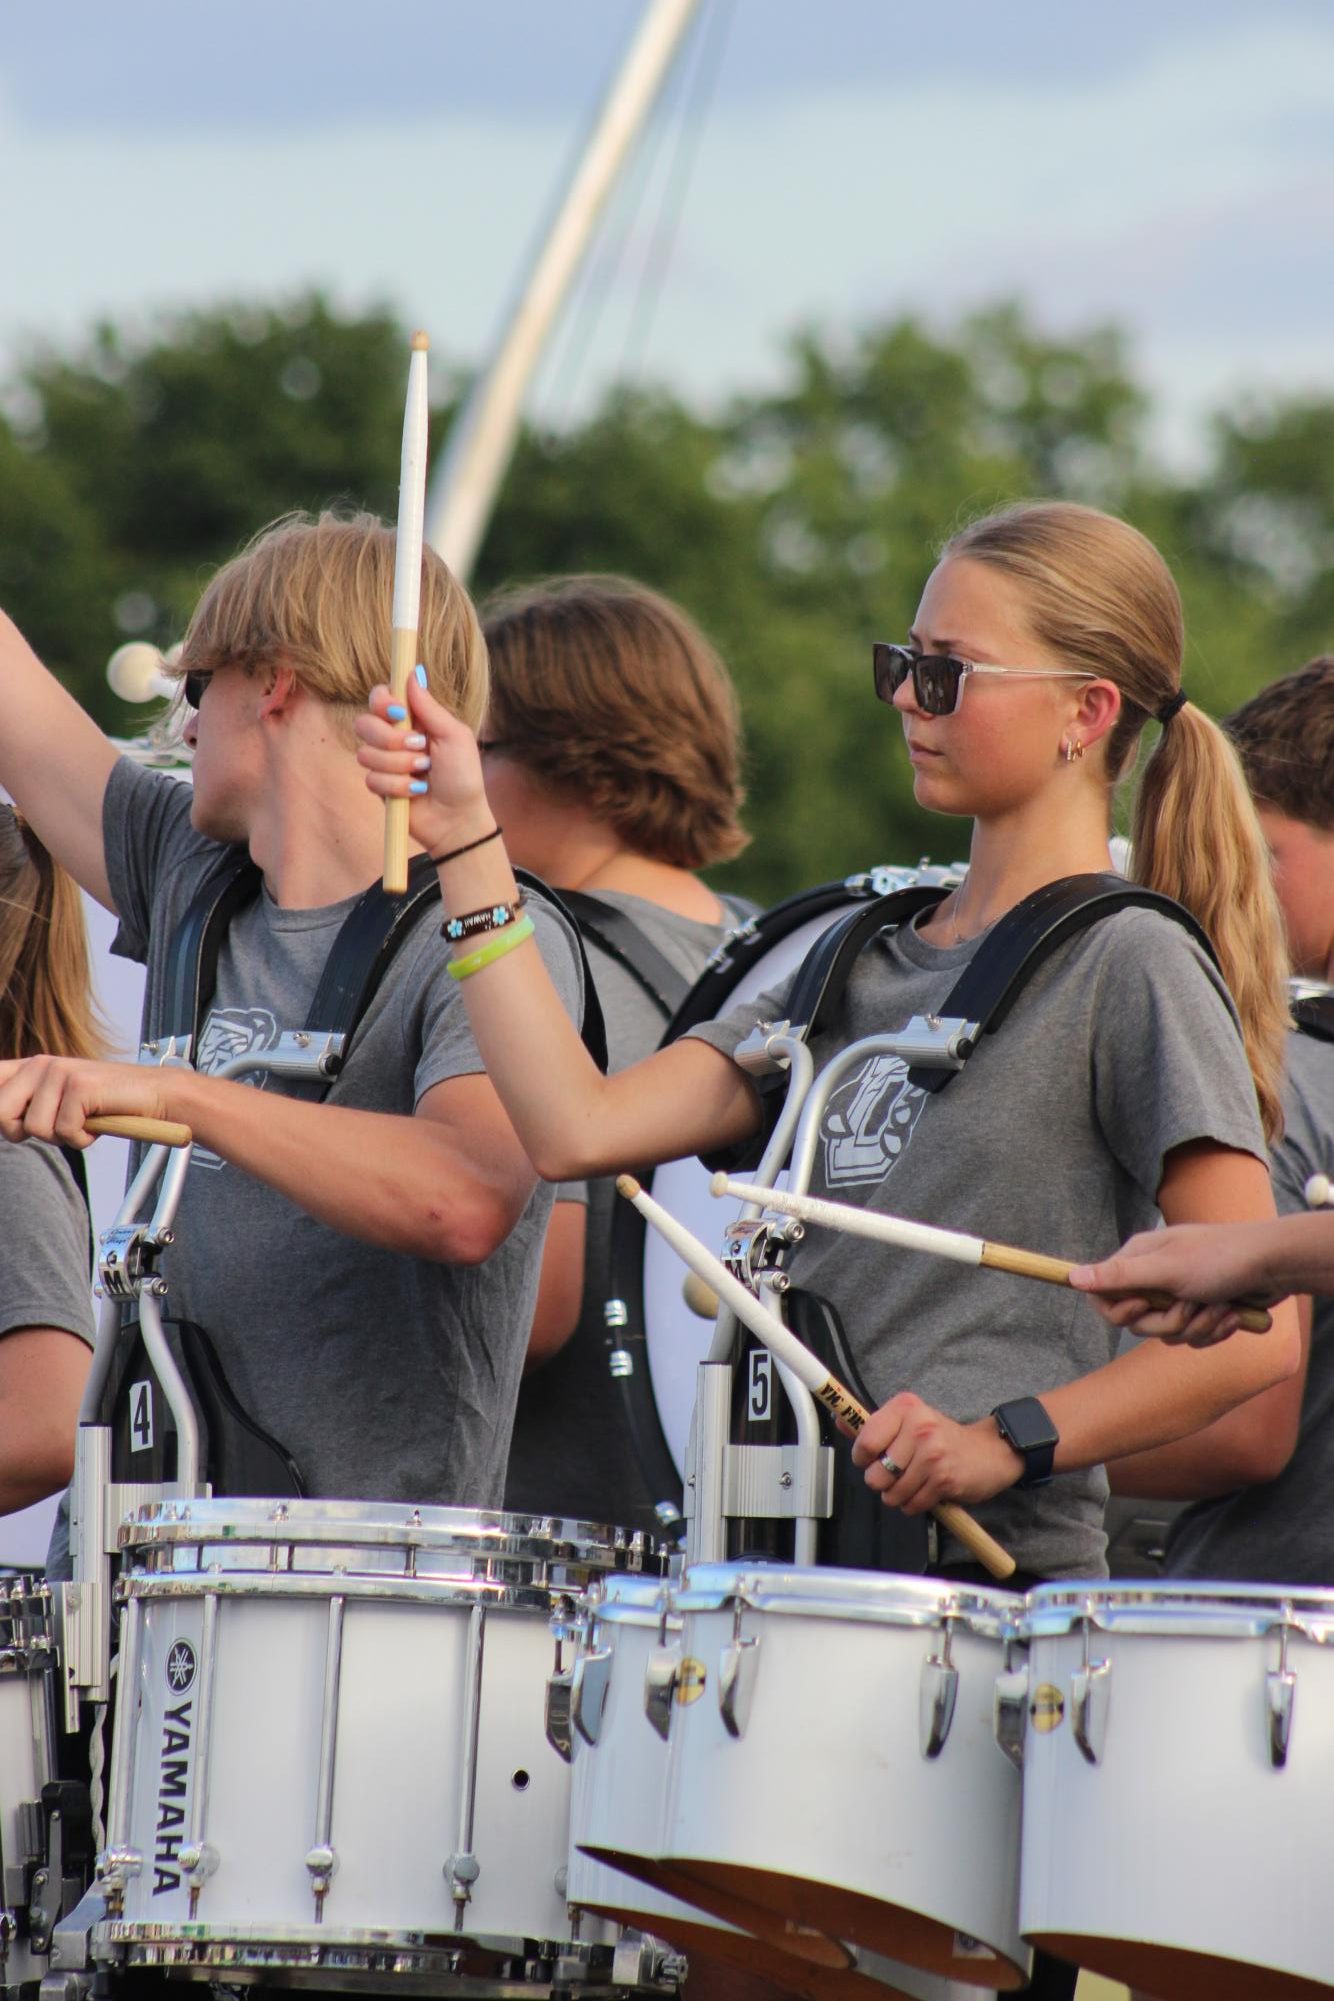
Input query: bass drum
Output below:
<box><xmin>606</xmin><ymin>864</ymin><xmax>963</xmax><ymax>1532</ymax></box>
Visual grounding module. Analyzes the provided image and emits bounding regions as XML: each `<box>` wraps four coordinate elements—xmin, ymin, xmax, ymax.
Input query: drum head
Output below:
<box><xmin>607</xmin><ymin>866</ymin><xmax>962</xmax><ymax>1519</ymax></box>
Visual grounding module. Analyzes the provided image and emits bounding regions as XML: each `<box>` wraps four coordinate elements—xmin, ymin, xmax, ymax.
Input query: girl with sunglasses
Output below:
<box><xmin>358</xmin><ymin>498</ymin><xmax>1299</xmax><ymax>1590</ymax></box>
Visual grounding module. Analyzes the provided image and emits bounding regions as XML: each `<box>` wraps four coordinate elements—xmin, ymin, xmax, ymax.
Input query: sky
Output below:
<box><xmin>2</xmin><ymin>1</ymin><xmax>1333</xmax><ymax>467</ymax></box>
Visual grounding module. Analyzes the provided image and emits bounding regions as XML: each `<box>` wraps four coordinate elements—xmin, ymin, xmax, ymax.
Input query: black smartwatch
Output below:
<box><xmin>991</xmin><ymin>1397</ymin><xmax>1059</xmax><ymax>1488</ymax></box>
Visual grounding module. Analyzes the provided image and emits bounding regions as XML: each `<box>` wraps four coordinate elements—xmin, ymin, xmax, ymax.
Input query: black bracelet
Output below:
<box><xmin>429</xmin><ymin>825</ymin><xmax>502</xmax><ymax>867</ymax></box>
<box><xmin>441</xmin><ymin>889</ymin><xmax>527</xmax><ymax>944</ymax></box>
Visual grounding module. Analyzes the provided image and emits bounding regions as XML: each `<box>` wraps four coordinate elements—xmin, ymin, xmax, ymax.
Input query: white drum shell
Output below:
<box><xmin>106</xmin><ymin>1503</ymin><xmax>639</xmax><ymax>1954</ymax></box>
<box><xmin>566</xmin><ymin>1577</ymin><xmax>991</xmax><ymax>2001</ymax></box>
<box><xmin>0</xmin><ymin>1602</ymin><xmax>55</xmax><ymax>1911</ymax></box>
<box><xmin>1019</xmin><ymin>1585</ymin><xmax>1334</xmax><ymax>1993</ymax></box>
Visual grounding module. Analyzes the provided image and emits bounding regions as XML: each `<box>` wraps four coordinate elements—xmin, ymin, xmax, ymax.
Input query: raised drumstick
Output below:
<box><xmin>710</xmin><ymin>1173</ymin><xmax>1274</xmax><ymax>1336</ymax></box>
<box><xmin>384</xmin><ymin>331</ymin><xmax>431</xmax><ymax>895</ymax></box>
<box><xmin>616</xmin><ymin>1174</ymin><xmax>1016</xmax><ymax>1582</ymax></box>
<box><xmin>86</xmin><ymin>1116</ymin><xmax>193</xmax><ymax>1148</ymax></box>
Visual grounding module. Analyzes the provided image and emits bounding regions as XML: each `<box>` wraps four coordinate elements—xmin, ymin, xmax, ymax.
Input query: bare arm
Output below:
<box><xmin>1110</xmin><ymin>1295</ymin><xmax>1311</xmax><ymax>1499</ymax></box>
<box><xmin>525</xmin><ymin>1202</ymin><xmax>588</xmax><ymax>1371</ymax></box>
<box><xmin>0</xmin><ymin>611</ymin><xmax>120</xmax><ymax>908</ymax></box>
<box><xmin>355</xmin><ymin>680</ymin><xmax>763</xmax><ymax>1179</ymax></box>
<box><xmin>1071</xmin><ymin>1211</ymin><xmax>1334</xmax><ymax>1333</ymax></box>
<box><xmin>0</xmin><ymin>1057</ymin><xmax>546</xmax><ymax>1264</ymax></box>
<box><xmin>853</xmin><ymin>1142</ymin><xmax>1302</xmax><ymax>1513</ymax></box>
<box><xmin>0</xmin><ymin>1328</ymin><xmax>90</xmax><ymax>1514</ymax></box>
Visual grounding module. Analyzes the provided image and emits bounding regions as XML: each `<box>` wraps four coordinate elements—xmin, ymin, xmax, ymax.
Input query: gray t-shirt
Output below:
<box><xmin>1165</xmin><ymin>1025</ymin><xmax>1334</xmax><ymax>1585</ymax></box>
<box><xmin>687</xmin><ymin>905</ymin><xmax>1266</xmax><ymax>1581</ymax></box>
<box><xmin>0</xmin><ymin>1141</ymin><xmax>94</xmax><ymax>1346</ymax></box>
<box><xmin>505</xmin><ymin>891</ymin><xmax>747</xmax><ymax>1529</ymax></box>
<box><xmin>97</xmin><ymin>755</ymin><xmax>583</xmax><ymax>1511</ymax></box>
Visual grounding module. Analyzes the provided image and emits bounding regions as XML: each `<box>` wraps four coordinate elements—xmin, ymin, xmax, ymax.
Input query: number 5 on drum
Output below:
<box><xmin>616</xmin><ymin>1175</ymin><xmax>1016</xmax><ymax>1582</ymax></box>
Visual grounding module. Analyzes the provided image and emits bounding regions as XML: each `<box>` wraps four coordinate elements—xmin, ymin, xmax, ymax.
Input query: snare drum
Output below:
<box><xmin>1019</xmin><ymin>1582</ymin><xmax>1334</xmax><ymax>1999</ymax></box>
<box><xmin>563</xmin><ymin>1575</ymin><xmax>996</xmax><ymax>2001</ymax></box>
<box><xmin>573</xmin><ymin>1564</ymin><xmax>1028</xmax><ymax>1991</ymax></box>
<box><xmin>97</xmin><ymin>1501</ymin><xmax>657</xmax><ymax>1986</ymax></box>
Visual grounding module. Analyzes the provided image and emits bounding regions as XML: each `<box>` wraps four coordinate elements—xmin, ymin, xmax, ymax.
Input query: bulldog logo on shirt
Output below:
<box><xmin>190</xmin><ymin>1007</ymin><xmax>282</xmax><ymax>1169</ymax></box>
<box><xmin>821</xmin><ymin>1053</ymin><xmax>927</xmax><ymax>1189</ymax></box>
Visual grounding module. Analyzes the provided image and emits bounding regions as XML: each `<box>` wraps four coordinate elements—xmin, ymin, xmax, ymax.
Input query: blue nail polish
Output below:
<box><xmin>387</xmin><ymin>702</ymin><xmax>407</xmax><ymax>722</ymax></box>
<box><xmin>414</xmin><ymin>663</ymin><xmax>428</xmax><ymax>687</ymax></box>
<box><xmin>410</xmin><ymin>779</ymin><xmax>428</xmax><ymax>795</ymax></box>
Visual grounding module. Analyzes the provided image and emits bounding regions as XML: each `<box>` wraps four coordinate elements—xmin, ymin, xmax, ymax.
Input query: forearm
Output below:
<box><xmin>1239</xmin><ymin>1212</ymin><xmax>1334</xmax><ymax>1298</ymax></box>
<box><xmin>435</xmin><ymin>829</ymin><xmax>759</xmax><ymax>1180</ymax></box>
<box><xmin>1041</xmin><ymin>1295</ymin><xmax>1301</xmax><ymax>1475</ymax></box>
<box><xmin>1110</xmin><ymin>1294</ymin><xmax>1312</xmax><ymax>1498</ymax></box>
<box><xmin>162</xmin><ymin>1070</ymin><xmax>517</xmax><ymax>1262</ymax></box>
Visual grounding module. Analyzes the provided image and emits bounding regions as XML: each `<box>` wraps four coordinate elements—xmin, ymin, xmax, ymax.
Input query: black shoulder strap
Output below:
<box><xmin>514</xmin><ymin>872</ymin><xmax>609</xmax><ymax>1074</ymax></box>
<box><xmin>906</xmin><ymin>872</ymin><xmax>1219</xmax><ymax>1094</ymax></box>
<box><xmin>158</xmin><ymin>849</ymin><xmax>262</xmax><ymax>1048</ymax></box>
<box><xmin>781</xmin><ymin>886</ymin><xmax>951</xmax><ymax>1043</ymax></box>
<box><xmin>58</xmin><ymin>1142</ymin><xmax>94</xmax><ymax>1277</ymax></box>
<box><xmin>304</xmin><ymin>851</ymin><xmax>442</xmax><ymax>1077</ymax></box>
<box><xmin>1292</xmin><ymin>993</ymin><xmax>1334</xmax><ymax>1045</ymax></box>
<box><xmin>556</xmin><ymin>889</ymin><xmax>692</xmax><ymax>1021</ymax></box>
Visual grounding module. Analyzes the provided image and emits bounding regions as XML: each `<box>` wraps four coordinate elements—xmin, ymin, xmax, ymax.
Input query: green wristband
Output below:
<box><xmin>447</xmin><ymin>912</ymin><xmax>536</xmax><ymax>981</ymax></box>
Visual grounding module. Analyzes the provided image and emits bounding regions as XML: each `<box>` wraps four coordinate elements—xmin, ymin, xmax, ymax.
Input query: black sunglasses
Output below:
<box><xmin>181</xmin><ymin>668</ymin><xmax>211</xmax><ymax>710</ymax></box>
<box><xmin>872</xmin><ymin>642</ymin><xmax>1095</xmax><ymax>717</ymax></box>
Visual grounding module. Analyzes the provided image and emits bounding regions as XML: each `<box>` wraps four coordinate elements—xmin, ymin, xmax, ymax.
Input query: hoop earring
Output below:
<box><xmin>1063</xmin><ymin>738</ymin><xmax>1084</xmax><ymax>764</ymax></box>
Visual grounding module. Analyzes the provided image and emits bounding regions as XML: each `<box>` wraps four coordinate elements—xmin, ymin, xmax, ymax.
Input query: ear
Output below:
<box><xmin>257</xmin><ymin>660</ymin><xmax>298</xmax><ymax>722</ymax></box>
<box><xmin>1068</xmin><ymin>677</ymin><xmax>1121</xmax><ymax>754</ymax></box>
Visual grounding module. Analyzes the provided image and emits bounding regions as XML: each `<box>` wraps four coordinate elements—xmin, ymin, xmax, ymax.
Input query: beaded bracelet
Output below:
<box><xmin>441</xmin><ymin>889</ymin><xmax>527</xmax><ymax>944</ymax></box>
<box><xmin>447</xmin><ymin>913</ymin><xmax>535</xmax><ymax>982</ymax></box>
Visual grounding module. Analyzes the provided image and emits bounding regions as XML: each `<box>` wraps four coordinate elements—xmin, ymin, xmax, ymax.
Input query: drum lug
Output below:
<box><xmin>993</xmin><ymin>1666</ymin><xmax>1028</xmax><ymax>1771</ymax></box>
<box><xmin>445</xmin><ymin>1850</ymin><xmax>480</xmax><ymax>1904</ymax></box>
<box><xmin>545</xmin><ymin>1667</ymin><xmax>575</xmax><ymax>1762</ymax></box>
<box><xmin>718</xmin><ymin>1636</ymin><xmax>760</xmax><ymax>1738</ymax></box>
<box><xmin>919</xmin><ymin>1655</ymin><xmax>958</xmax><ymax>1760</ymax></box>
<box><xmin>644</xmin><ymin>1647</ymin><xmax>680</xmax><ymax>1741</ymax></box>
<box><xmin>1070</xmin><ymin>1658</ymin><xmax>1111</xmax><ymax>1766</ymax></box>
<box><xmin>304</xmin><ymin>1842</ymin><xmax>338</xmax><ymax>1916</ymax></box>
<box><xmin>1266</xmin><ymin>1668</ymin><xmax>1297</xmax><ymax>1768</ymax></box>
<box><xmin>94</xmin><ymin>1846</ymin><xmax>142</xmax><ymax>1918</ymax></box>
<box><xmin>571</xmin><ymin>1648</ymin><xmax>613</xmax><ymax>1747</ymax></box>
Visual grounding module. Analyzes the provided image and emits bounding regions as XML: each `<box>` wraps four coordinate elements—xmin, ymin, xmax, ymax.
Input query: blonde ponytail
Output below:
<box><xmin>1131</xmin><ymin>706</ymin><xmax>1289</xmax><ymax>1140</ymax></box>
<box><xmin>946</xmin><ymin>501</ymin><xmax>1289</xmax><ymax>1140</ymax></box>
<box><xmin>0</xmin><ymin>809</ymin><xmax>108</xmax><ymax>1064</ymax></box>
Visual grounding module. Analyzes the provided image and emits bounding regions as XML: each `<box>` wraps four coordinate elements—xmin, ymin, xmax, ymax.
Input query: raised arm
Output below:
<box><xmin>355</xmin><ymin>677</ymin><xmax>763</xmax><ymax>1179</ymax></box>
<box><xmin>0</xmin><ymin>611</ymin><xmax>119</xmax><ymax>907</ymax></box>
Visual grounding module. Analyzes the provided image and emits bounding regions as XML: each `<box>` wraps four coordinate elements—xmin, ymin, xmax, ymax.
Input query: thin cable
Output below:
<box><xmin>619</xmin><ymin>0</ymin><xmax>735</xmax><ymax>385</ymax></box>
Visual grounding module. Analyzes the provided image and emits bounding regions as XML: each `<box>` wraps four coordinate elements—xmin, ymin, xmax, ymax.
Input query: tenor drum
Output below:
<box><xmin>98</xmin><ymin>1501</ymin><xmax>659</xmax><ymax>1987</ymax></box>
<box><xmin>1019</xmin><ymin>1583</ymin><xmax>1334</xmax><ymax>1999</ymax></box>
<box><xmin>573</xmin><ymin>1565</ymin><xmax>1028</xmax><ymax>1991</ymax></box>
<box><xmin>563</xmin><ymin>1575</ymin><xmax>996</xmax><ymax>2001</ymax></box>
<box><xmin>608</xmin><ymin>868</ymin><xmax>962</xmax><ymax>1520</ymax></box>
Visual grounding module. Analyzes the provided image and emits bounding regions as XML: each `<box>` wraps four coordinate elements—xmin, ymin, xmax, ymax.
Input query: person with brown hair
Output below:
<box><xmin>479</xmin><ymin>575</ymin><xmax>753</xmax><ymax>1530</ymax></box>
<box><xmin>0</xmin><ymin>808</ymin><xmax>99</xmax><ymax>1514</ymax></box>
<box><xmin>359</xmin><ymin>497</ymin><xmax>1300</xmax><ymax>1592</ymax></box>
<box><xmin>0</xmin><ymin>510</ymin><xmax>586</xmax><ymax>1522</ymax></box>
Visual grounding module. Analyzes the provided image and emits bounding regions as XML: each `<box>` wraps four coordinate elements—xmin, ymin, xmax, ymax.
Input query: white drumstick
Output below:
<box><xmin>710</xmin><ymin>1173</ymin><xmax>1273</xmax><ymax>1335</ymax></box>
<box><xmin>615</xmin><ymin>1175</ymin><xmax>1015</xmax><ymax>1581</ymax></box>
<box><xmin>1306</xmin><ymin>1173</ymin><xmax>1333</xmax><ymax>1210</ymax></box>
<box><xmin>384</xmin><ymin>331</ymin><xmax>431</xmax><ymax>895</ymax></box>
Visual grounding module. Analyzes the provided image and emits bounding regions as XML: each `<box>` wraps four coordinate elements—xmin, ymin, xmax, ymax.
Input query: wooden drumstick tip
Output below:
<box><xmin>410</xmin><ymin>329</ymin><xmax>429</xmax><ymax>352</ymax></box>
<box><xmin>708</xmin><ymin>1171</ymin><xmax>729</xmax><ymax>1196</ymax></box>
<box><xmin>616</xmin><ymin>1173</ymin><xmax>642</xmax><ymax>1200</ymax></box>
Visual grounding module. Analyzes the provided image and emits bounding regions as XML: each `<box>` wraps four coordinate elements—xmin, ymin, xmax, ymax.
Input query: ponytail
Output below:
<box><xmin>0</xmin><ymin>809</ymin><xmax>107</xmax><ymax>1064</ymax></box>
<box><xmin>946</xmin><ymin>501</ymin><xmax>1290</xmax><ymax>1140</ymax></box>
<box><xmin>1131</xmin><ymin>706</ymin><xmax>1289</xmax><ymax>1141</ymax></box>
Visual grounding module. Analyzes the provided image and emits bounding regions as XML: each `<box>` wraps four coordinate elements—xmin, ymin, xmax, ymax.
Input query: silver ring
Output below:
<box><xmin>880</xmin><ymin>1452</ymin><xmax>905</xmax><ymax>1479</ymax></box>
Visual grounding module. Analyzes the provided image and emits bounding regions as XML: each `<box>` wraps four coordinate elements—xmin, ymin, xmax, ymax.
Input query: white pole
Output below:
<box><xmin>425</xmin><ymin>0</ymin><xmax>703</xmax><ymax>582</ymax></box>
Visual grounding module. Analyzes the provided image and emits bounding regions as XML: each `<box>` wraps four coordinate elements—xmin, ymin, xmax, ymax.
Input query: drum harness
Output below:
<box><xmin>64</xmin><ymin>853</ymin><xmax>607</xmax><ymax>1725</ymax></box>
<box><xmin>676</xmin><ymin>872</ymin><xmax>1218</xmax><ymax>1577</ymax></box>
